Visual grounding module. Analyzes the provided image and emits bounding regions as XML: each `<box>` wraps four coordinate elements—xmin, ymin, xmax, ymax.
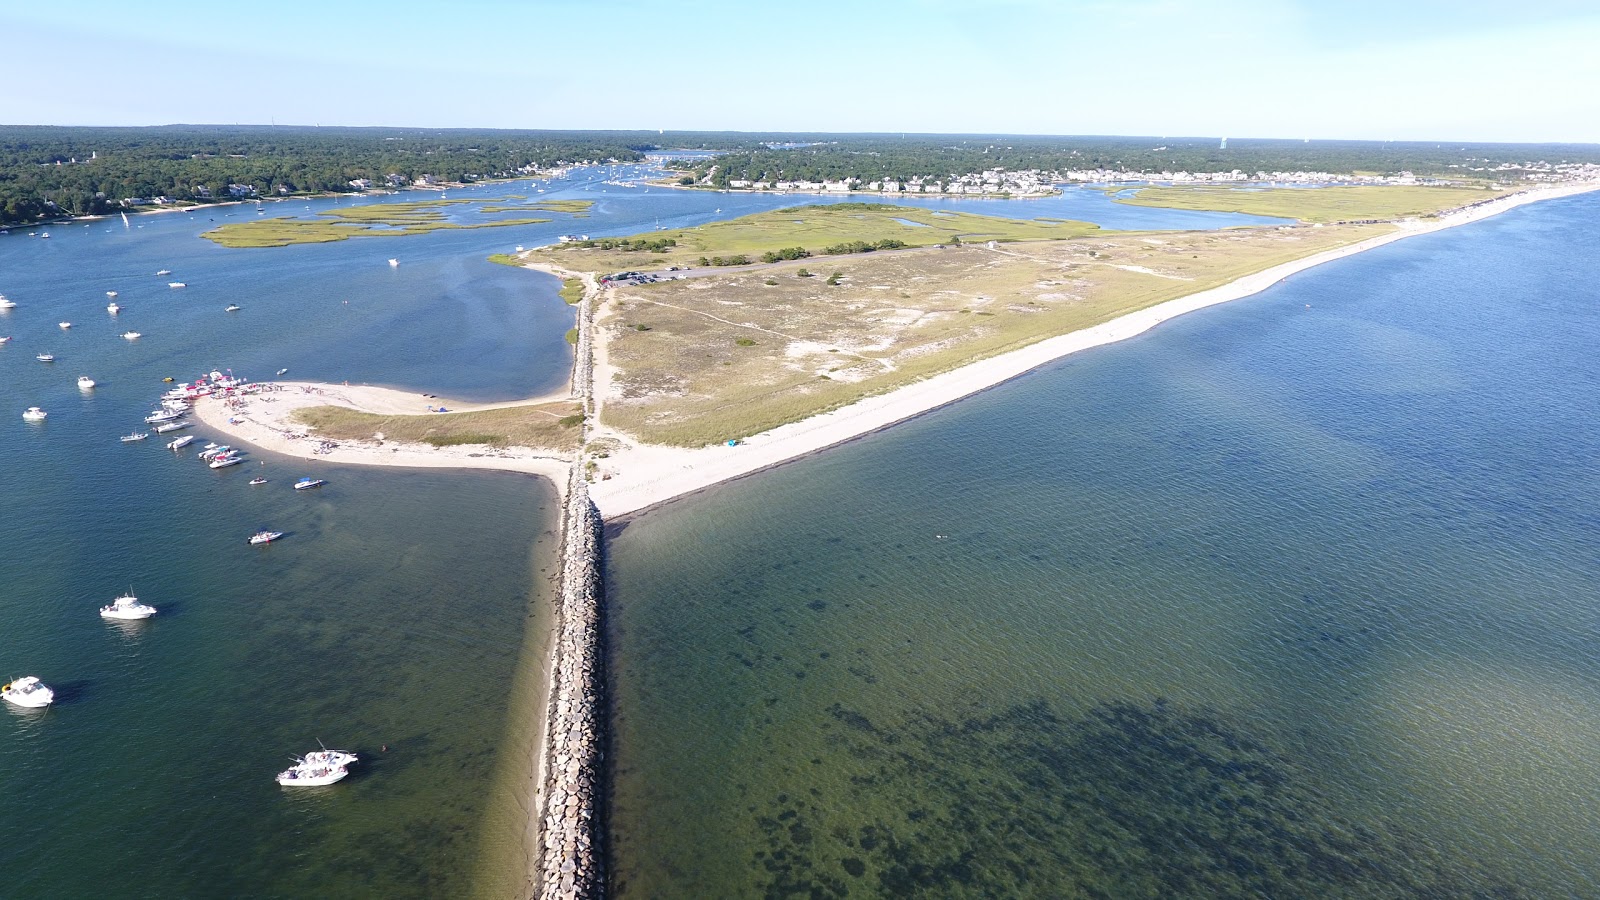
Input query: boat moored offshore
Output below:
<box><xmin>249</xmin><ymin>530</ymin><xmax>284</xmax><ymax>545</ymax></box>
<box><xmin>100</xmin><ymin>593</ymin><xmax>158</xmax><ymax>620</ymax></box>
<box><xmin>2</xmin><ymin>676</ymin><xmax>54</xmax><ymax>708</ymax></box>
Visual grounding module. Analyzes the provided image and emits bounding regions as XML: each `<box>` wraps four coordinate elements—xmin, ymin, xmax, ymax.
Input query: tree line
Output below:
<box><xmin>0</xmin><ymin>125</ymin><xmax>660</xmax><ymax>225</ymax></box>
<box><xmin>668</xmin><ymin>134</ymin><xmax>1600</xmax><ymax>187</ymax></box>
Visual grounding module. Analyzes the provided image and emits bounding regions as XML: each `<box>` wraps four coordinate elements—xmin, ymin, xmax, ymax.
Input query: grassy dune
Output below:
<box><xmin>205</xmin><ymin>209</ymin><xmax>550</xmax><ymax>248</ymax></box>
<box><xmin>291</xmin><ymin>401</ymin><xmax>584</xmax><ymax>450</ymax></box>
<box><xmin>533</xmin><ymin>203</ymin><xmax>1100</xmax><ymax>272</ymax></box>
<box><xmin>597</xmin><ymin>223</ymin><xmax>1394</xmax><ymax>446</ymax></box>
<box><xmin>1111</xmin><ymin>184</ymin><xmax>1496</xmax><ymax>223</ymax></box>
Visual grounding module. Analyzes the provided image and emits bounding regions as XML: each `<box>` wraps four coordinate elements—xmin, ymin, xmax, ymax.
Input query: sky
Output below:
<box><xmin>3</xmin><ymin>0</ymin><xmax>1599</xmax><ymax>143</ymax></box>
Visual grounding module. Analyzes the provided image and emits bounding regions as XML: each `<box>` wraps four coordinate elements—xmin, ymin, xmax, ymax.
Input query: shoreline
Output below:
<box><xmin>582</xmin><ymin>180</ymin><xmax>1600</xmax><ymax>519</ymax></box>
<box><xmin>190</xmin><ymin>182</ymin><xmax>1600</xmax><ymax>523</ymax></box>
<box><xmin>188</xmin><ymin>380</ymin><xmax>575</xmax><ymax>489</ymax></box>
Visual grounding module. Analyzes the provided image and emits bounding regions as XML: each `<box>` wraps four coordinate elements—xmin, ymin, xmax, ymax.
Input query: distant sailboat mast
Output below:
<box><xmin>121</xmin><ymin>212</ymin><xmax>130</xmax><ymax>228</ymax></box>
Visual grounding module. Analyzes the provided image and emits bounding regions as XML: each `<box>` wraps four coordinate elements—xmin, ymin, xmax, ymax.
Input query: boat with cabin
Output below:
<box><xmin>121</xmin><ymin>431</ymin><xmax>148</xmax><ymax>442</ymax></box>
<box><xmin>100</xmin><ymin>593</ymin><xmax>158</xmax><ymax>620</ymax></box>
<box><xmin>294</xmin><ymin>478</ymin><xmax>327</xmax><ymax>491</ymax></box>
<box><xmin>168</xmin><ymin>435</ymin><xmax>196</xmax><ymax>450</ymax></box>
<box><xmin>2</xmin><ymin>676</ymin><xmax>54</xmax><ymax>708</ymax></box>
<box><xmin>249</xmin><ymin>530</ymin><xmax>284</xmax><ymax>545</ymax></box>
<box><xmin>23</xmin><ymin>407</ymin><xmax>48</xmax><ymax>421</ymax></box>
<box><xmin>122</xmin><ymin>331</ymin><xmax>142</xmax><ymax>340</ymax></box>
<box><xmin>78</xmin><ymin>376</ymin><xmax>96</xmax><ymax>389</ymax></box>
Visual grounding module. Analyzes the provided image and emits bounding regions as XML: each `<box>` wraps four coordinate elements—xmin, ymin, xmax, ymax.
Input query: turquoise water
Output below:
<box><xmin>1</xmin><ymin>162</ymin><xmax>1252</xmax><ymax>896</ymax></box>
<box><xmin>605</xmin><ymin>192</ymin><xmax>1600</xmax><ymax>897</ymax></box>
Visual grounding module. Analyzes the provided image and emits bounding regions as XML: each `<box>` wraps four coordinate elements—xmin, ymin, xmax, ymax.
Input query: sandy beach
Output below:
<box><xmin>188</xmin><ymin>381</ymin><xmax>574</xmax><ymax>492</ymax></box>
<box><xmin>193</xmin><ymin>182</ymin><xmax>1600</xmax><ymax>522</ymax></box>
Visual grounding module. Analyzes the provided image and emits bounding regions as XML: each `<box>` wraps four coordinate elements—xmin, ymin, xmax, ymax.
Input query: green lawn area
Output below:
<box><xmin>533</xmin><ymin>202</ymin><xmax>1100</xmax><ymax>272</ymax></box>
<box><xmin>1111</xmin><ymin>184</ymin><xmax>1497</xmax><ymax>223</ymax></box>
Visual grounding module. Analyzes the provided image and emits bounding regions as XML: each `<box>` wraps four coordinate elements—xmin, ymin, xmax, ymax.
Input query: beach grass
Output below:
<box><xmin>1111</xmin><ymin>184</ymin><xmax>1496</xmax><ymax>223</ymax></box>
<box><xmin>291</xmin><ymin>401</ymin><xmax>584</xmax><ymax>450</ymax></box>
<box><xmin>532</xmin><ymin>203</ymin><xmax>1100</xmax><ymax>272</ymax></box>
<box><xmin>560</xmin><ymin>277</ymin><xmax>585</xmax><ymax>304</ymax></box>
<box><xmin>596</xmin><ymin>223</ymin><xmax>1394</xmax><ymax>446</ymax></box>
<box><xmin>205</xmin><ymin>215</ymin><xmax>550</xmax><ymax>248</ymax></box>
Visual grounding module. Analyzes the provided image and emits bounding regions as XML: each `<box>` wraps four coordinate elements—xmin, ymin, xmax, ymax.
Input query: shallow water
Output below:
<box><xmin>605</xmin><ymin>192</ymin><xmax>1600</xmax><ymax>897</ymax></box>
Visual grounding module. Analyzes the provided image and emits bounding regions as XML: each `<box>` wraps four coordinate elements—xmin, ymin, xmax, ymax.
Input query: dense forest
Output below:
<box><xmin>669</xmin><ymin>134</ymin><xmax>1600</xmax><ymax>187</ymax></box>
<box><xmin>0</xmin><ymin>126</ymin><xmax>669</xmax><ymax>225</ymax></box>
<box><xmin>6</xmin><ymin>127</ymin><xmax>1598</xmax><ymax>226</ymax></box>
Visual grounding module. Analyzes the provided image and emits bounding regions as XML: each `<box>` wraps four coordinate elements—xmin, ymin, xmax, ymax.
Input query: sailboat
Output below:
<box><xmin>121</xmin><ymin>212</ymin><xmax>130</xmax><ymax>228</ymax></box>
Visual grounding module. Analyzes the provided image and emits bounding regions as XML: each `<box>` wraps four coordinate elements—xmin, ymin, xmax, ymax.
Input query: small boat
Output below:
<box><xmin>388</xmin><ymin>258</ymin><xmax>399</xmax><ymax>267</ymax></box>
<box><xmin>100</xmin><ymin>593</ymin><xmax>157</xmax><ymax>620</ymax></box>
<box><xmin>163</xmin><ymin>377</ymin><xmax>174</xmax><ymax>383</ymax></box>
<box><xmin>78</xmin><ymin>376</ymin><xmax>96</xmax><ymax>389</ymax></box>
<box><xmin>0</xmin><ymin>295</ymin><xmax>15</xmax><ymax>309</ymax></box>
<box><xmin>294</xmin><ymin>477</ymin><xmax>327</xmax><ymax>491</ymax></box>
<box><xmin>121</xmin><ymin>431</ymin><xmax>148</xmax><ymax>442</ymax></box>
<box><xmin>275</xmin><ymin>368</ymin><xmax>288</xmax><ymax>377</ymax></box>
<box><xmin>106</xmin><ymin>291</ymin><xmax>118</xmax><ymax>298</ymax></box>
<box><xmin>37</xmin><ymin>353</ymin><xmax>54</xmax><ymax>362</ymax></box>
<box><xmin>168</xmin><ymin>282</ymin><xmax>186</xmax><ymax>289</ymax></box>
<box><xmin>0</xmin><ymin>336</ymin><xmax>10</xmax><ymax>343</ymax></box>
<box><xmin>39</xmin><ymin>232</ymin><xmax>49</xmax><ymax>239</ymax></box>
<box><xmin>225</xmin><ymin>304</ymin><xmax>241</xmax><ymax>312</ymax></box>
<box><xmin>107</xmin><ymin>302</ymin><xmax>121</xmax><ymax>314</ymax></box>
<box><xmin>209</xmin><ymin>453</ymin><xmax>244</xmax><ymax>469</ymax></box>
<box><xmin>168</xmin><ymin>435</ymin><xmax>196</xmax><ymax>450</ymax></box>
<box><xmin>249</xmin><ymin>476</ymin><xmax>268</xmax><ymax>485</ymax></box>
<box><xmin>155</xmin><ymin>270</ymin><xmax>171</xmax><ymax>276</ymax></box>
<box><xmin>144</xmin><ymin>409</ymin><xmax>184</xmax><ymax>423</ymax></box>
<box><xmin>197</xmin><ymin>443</ymin><xmax>226</xmax><ymax>459</ymax></box>
<box><xmin>22</xmin><ymin>407</ymin><xmax>48</xmax><ymax>421</ymax></box>
<box><xmin>58</xmin><ymin>321</ymin><xmax>72</xmax><ymax>330</ymax></box>
<box><xmin>122</xmin><ymin>331</ymin><xmax>142</xmax><ymax>340</ymax></box>
<box><xmin>276</xmin><ymin>756</ymin><xmax>352</xmax><ymax>787</ymax></box>
<box><xmin>249</xmin><ymin>530</ymin><xmax>284</xmax><ymax>545</ymax></box>
<box><xmin>1</xmin><ymin>676</ymin><xmax>54</xmax><ymax>709</ymax></box>
<box><xmin>154</xmin><ymin>421</ymin><xmax>191</xmax><ymax>434</ymax></box>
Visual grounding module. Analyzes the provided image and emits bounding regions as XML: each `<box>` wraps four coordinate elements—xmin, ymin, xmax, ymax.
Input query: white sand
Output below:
<box><xmin>192</xmin><ymin>182</ymin><xmax>1600</xmax><ymax>519</ymax></box>
<box><xmin>189</xmin><ymin>381</ymin><xmax>574</xmax><ymax>492</ymax></box>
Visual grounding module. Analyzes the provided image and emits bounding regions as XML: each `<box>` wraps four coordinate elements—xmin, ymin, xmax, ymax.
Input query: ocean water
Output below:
<box><xmin>605</xmin><ymin>192</ymin><xmax>1600</xmax><ymax>897</ymax></box>
<box><xmin>0</xmin><ymin>162</ymin><xmax>1257</xmax><ymax>896</ymax></box>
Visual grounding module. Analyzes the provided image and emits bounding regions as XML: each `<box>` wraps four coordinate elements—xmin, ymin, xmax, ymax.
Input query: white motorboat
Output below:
<box><xmin>168</xmin><ymin>282</ymin><xmax>186</xmax><ymax>289</ymax></box>
<box><xmin>388</xmin><ymin>258</ymin><xmax>399</xmax><ymax>267</ymax></box>
<box><xmin>0</xmin><ymin>295</ymin><xmax>15</xmax><ymax>309</ymax></box>
<box><xmin>144</xmin><ymin>409</ymin><xmax>184</xmax><ymax>423</ymax></box>
<box><xmin>121</xmin><ymin>431</ymin><xmax>148</xmax><ymax>442</ymax></box>
<box><xmin>0</xmin><ymin>336</ymin><xmax>10</xmax><ymax>343</ymax></box>
<box><xmin>122</xmin><ymin>331</ymin><xmax>142</xmax><ymax>340</ymax></box>
<box><xmin>168</xmin><ymin>435</ymin><xmax>197</xmax><ymax>450</ymax></box>
<box><xmin>59</xmin><ymin>321</ymin><xmax>72</xmax><ymax>330</ymax></box>
<box><xmin>209</xmin><ymin>453</ymin><xmax>244</xmax><ymax>469</ymax></box>
<box><xmin>249</xmin><ymin>530</ymin><xmax>284</xmax><ymax>545</ymax></box>
<box><xmin>155</xmin><ymin>269</ymin><xmax>171</xmax><ymax>276</ymax></box>
<box><xmin>276</xmin><ymin>757</ymin><xmax>351</xmax><ymax>787</ymax></box>
<box><xmin>78</xmin><ymin>376</ymin><xmax>96</xmax><ymax>390</ymax></box>
<box><xmin>2</xmin><ymin>676</ymin><xmax>54</xmax><ymax>708</ymax></box>
<box><xmin>198</xmin><ymin>444</ymin><xmax>230</xmax><ymax>459</ymax></box>
<box><xmin>23</xmin><ymin>407</ymin><xmax>48</xmax><ymax>421</ymax></box>
<box><xmin>225</xmin><ymin>304</ymin><xmax>241</xmax><ymax>312</ymax></box>
<box><xmin>249</xmin><ymin>476</ymin><xmax>267</xmax><ymax>485</ymax></box>
<box><xmin>100</xmin><ymin>593</ymin><xmax>157</xmax><ymax>620</ymax></box>
<box><xmin>106</xmin><ymin>290</ymin><xmax>118</xmax><ymax>298</ymax></box>
<box><xmin>154</xmin><ymin>421</ymin><xmax>191</xmax><ymax>434</ymax></box>
<box><xmin>107</xmin><ymin>302</ymin><xmax>121</xmax><ymax>314</ymax></box>
<box><xmin>37</xmin><ymin>353</ymin><xmax>54</xmax><ymax>362</ymax></box>
<box><xmin>303</xmin><ymin>748</ymin><xmax>358</xmax><ymax>769</ymax></box>
<box><xmin>294</xmin><ymin>478</ymin><xmax>326</xmax><ymax>491</ymax></box>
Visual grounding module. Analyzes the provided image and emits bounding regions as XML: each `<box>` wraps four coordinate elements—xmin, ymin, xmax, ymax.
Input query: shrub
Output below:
<box><xmin>735</xmin><ymin>338</ymin><xmax>757</xmax><ymax>347</ymax></box>
<box><xmin>565</xmin><ymin>328</ymin><xmax>579</xmax><ymax>344</ymax></box>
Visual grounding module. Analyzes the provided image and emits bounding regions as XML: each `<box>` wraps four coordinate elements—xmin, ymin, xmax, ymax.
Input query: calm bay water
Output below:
<box><xmin>0</xmin><ymin>166</ymin><xmax>1263</xmax><ymax>896</ymax></box>
<box><xmin>605</xmin><ymin>192</ymin><xmax>1600</xmax><ymax>897</ymax></box>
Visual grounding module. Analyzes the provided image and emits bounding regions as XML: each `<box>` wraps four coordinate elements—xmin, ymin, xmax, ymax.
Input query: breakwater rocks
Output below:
<box><xmin>535</xmin><ymin>466</ymin><xmax>605</xmax><ymax>899</ymax></box>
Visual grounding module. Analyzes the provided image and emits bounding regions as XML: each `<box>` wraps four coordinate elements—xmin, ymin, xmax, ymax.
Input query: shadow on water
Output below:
<box><xmin>737</xmin><ymin>698</ymin><xmax>1526</xmax><ymax>899</ymax></box>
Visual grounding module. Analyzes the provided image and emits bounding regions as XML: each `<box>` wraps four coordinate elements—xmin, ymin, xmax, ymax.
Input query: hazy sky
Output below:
<box><xmin>4</xmin><ymin>0</ymin><xmax>1598</xmax><ymax>142</ymax></box>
